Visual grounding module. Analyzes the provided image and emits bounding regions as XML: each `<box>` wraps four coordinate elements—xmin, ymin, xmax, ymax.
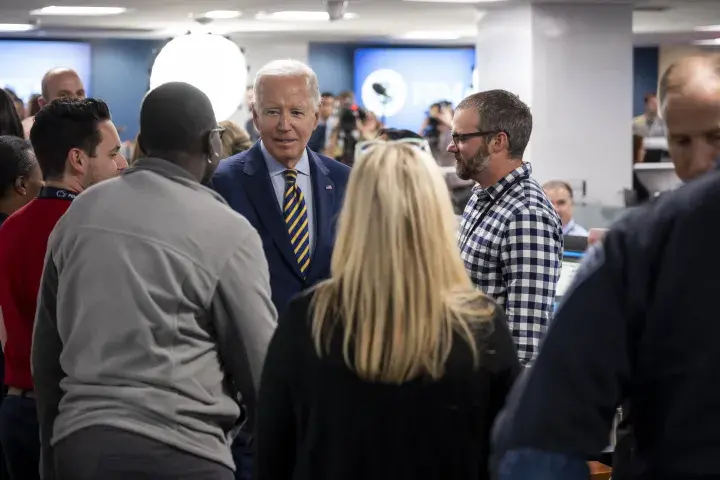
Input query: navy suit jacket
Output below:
<box><xmin>212</xmin><ymin>142</ymin><xmax>350</xmax><ymax>315</ymax></box>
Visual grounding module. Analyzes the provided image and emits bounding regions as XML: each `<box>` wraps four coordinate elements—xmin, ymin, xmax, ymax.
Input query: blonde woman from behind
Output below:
<box><xmin>254</xmin><ymin>142</ymin><xmax>521</xmax><ymax>480</ymax></box>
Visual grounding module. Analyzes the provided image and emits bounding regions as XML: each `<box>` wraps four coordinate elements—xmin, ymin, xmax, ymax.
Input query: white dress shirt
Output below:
<box><xmin>260</xmin><ymin>141</ymin><xmax>316</xmax><ymax>255</ymax></box>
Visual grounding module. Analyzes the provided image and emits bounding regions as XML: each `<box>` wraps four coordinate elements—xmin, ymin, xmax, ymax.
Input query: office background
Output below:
<box><xmin>0</xmin><ymin>38</ymin><xmax>660</xmax><ymax>140</ymax></box>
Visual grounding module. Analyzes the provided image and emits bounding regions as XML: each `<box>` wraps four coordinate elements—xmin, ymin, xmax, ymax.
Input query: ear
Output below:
<box><xmin>207</xmin><ymin>130</ymin><xmax>221</xmax><ymax>161</ymax></box>
<box><xmin>37</xmin><ymin>96</ymin><xmax>48</xmax><ymax>110</ymax></box>
<box><xmin>137</xmin><ymin>133</ymin><xmax>145</xmax><ymax>153</ymax></box>
<box><xmin>313</xmin><ymin>107</ymin><xmax>320</xmax><ymax>130</ymax></box>
<box><xmin>14</xmin><ymin>177</ymin><xmax>27</xmax><ymax>196</ymax></box>
<box><xmin>251</xmin><ymin>104</ymin><xmax>261</xmax><ymax>132</ymax></box>
<box><xmin>67</xmin><ymin>147</ymin><xmax>85</xmax><ymax>174</ymax></box>
<box><xmin>494</xmin><ymin>132</ymin><xmax>508</xmax><ymax>153</ymax></box>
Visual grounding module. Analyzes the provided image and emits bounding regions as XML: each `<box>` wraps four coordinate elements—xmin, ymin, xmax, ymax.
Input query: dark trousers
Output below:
<box><xmin>54</xmin><ymin>425</ymin><xmax>234</xmax><ymax>480</ymax></box>
<box><xmin>231</xmin><ymin>435</ymin><xmax>253</xmax><ymax>480</ymax></box>
<box><xmin>0</xmin><ymin>395</ymin><xmax>40</xmax><ymax>480</ymax></box>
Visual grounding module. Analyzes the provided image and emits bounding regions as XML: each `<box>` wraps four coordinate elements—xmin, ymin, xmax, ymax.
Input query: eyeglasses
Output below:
<box><xmin>355</xmin><ymin>138</ymin><xmax>432</xmax><ymax>159</ymax></box>
<box><xmin>211</xmin><ymin>126</ymin><xmax>226</xmax><ymax>139</ymax></box>
<box><xmin>451</xmin><ymin>130</ymin><xmax>505</xmax><ymax>147</ymax></box>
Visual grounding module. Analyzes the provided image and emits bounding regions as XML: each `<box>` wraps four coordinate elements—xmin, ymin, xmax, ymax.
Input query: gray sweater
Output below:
<box><xmin>31</xmin><ymin>158</ymin><xmax>277</xmax><ymax>478</ymax></box>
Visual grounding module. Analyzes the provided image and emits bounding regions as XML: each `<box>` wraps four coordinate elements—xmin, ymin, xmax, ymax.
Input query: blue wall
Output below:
<box><xmin>308</xmin><ymin>43</ymin><xmax>355</xmax><ymax>95</ymax></box>
<box><xmin>309</xmin><ymin>43</ymin><xmax>660</xmax><ymax>119</ymax></box>
<box><xmin>90</xmin><ymin>39</ymin><xmax>164</xmax><ymax>141</ymax></box>
<box><xmin>633</xmin><ymin>46</ymin><xmax>659</xmax><ymax>117</ymax></box>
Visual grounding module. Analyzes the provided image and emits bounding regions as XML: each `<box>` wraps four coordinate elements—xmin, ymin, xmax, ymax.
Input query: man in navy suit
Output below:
<box><xmin>213</xmin><ymin>59</ymin><xmax>350</xmax><ymax>314</ymax></box>
<box><xmin>212</xmin><ymin>59</ymin><xmax>350</xmax><ymax>480</ymax></box>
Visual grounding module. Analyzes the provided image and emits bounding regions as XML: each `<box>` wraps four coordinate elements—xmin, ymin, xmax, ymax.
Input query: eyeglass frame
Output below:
<box><xmin>354</xmin><ymin>138</ymin><xmax>432</xmax><ymax>160</ymax></box>
<box><xmin>211</xmin><ymin>126</ymin><xmax>226</xmax><ymax>139</ymax></box>
<box><xmin>450</xmin><ymin>130</ymin><xmax>508</xmax><ymax>147</ymax></box>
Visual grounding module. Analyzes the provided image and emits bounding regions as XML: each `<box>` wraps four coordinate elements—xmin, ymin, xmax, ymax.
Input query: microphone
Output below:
<box><xmin>372</xmin><ymin>83</ymin><xmax>390</xmax><ymax>98</ymax></box>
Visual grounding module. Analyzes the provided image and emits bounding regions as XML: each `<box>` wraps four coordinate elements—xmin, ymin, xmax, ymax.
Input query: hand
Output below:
<box><xmin>438</xmin><ymin>107</ymin><xmax>453</xmax><ymax>126</ymax></box>
<box><xmin>588</xmin><ymin>228</ymin><xmax>608</xmax><ymax>246</ymax></box>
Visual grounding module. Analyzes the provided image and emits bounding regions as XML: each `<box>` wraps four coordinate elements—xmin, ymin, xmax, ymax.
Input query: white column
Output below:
<box><xmin>475</xmin><ymin>3</ymin><xmax>634</xmax><ymax>207</ymax></box>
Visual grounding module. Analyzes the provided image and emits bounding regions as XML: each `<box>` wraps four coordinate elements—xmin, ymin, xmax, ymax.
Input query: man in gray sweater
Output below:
<box><xmin>31</xmin><ymin>82</ymin><xmax>277</xmax><ymax>480</ymax></box>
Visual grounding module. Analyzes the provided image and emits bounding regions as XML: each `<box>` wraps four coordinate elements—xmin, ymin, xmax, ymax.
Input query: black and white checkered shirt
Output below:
<box><xmin>458</xmin><ymin>163</ymin><xmax>563</xmax><ymax>366</ymax></box>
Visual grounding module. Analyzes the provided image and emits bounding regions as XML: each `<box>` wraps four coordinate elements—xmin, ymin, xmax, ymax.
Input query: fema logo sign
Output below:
<box><xmin>360</xmin><ymin>69</ymin><xmax>408</xmax><ymax>117</ymax></box>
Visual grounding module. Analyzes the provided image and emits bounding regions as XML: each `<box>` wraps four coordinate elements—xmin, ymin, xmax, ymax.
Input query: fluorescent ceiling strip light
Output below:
<box><xmin>696</xmin><ymin>25</ymin><xmax>720</xmax><ymax>32</ymax></box>
<box><xmin>402</xmin><ymin>0</ymin><xmax>509</xmax><ymax>3</ymax></box>
<box><xmin>396</xmin><ymin>30</ymin><xmax>463</xmax><ymax>40</ymax></box>
<box><xmin>30</xmin><ymin>6</ymin><xmax>127</xmax><ymax>16</ymax></box>
<box><xmin>693</xmin><ymin>39</ymin><xmax>720</xmax><ymax>46</ymax></box>
<box><xmin>204</xmin><ymin>10</ymin><xmax>241</xmax><ymax>19</ymax></box>
<box><xmin>254</xmin><ymin>11</ymin><xmax>357</xmax><ymax>21</ymax></box>
<box><xmin>0</xmin><ymin>23</ymin><xmax>35</xmax><ymax>31</ymax></box>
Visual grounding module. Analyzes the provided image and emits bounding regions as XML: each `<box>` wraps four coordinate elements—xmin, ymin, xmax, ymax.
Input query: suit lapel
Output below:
<box><xmin>242</xmin><ymin>144</ymin><xmax>303</xmax><ymax>277</ymax></box>
<box><xmin>308</xmin><ymin>150</ymin><xmax>336</xmax><ymax>280</ymax></box>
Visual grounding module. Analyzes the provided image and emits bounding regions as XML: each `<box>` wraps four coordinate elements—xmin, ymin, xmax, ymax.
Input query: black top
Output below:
<box><xmin>255</xmin><ymin>291</ymin><xmax>520</xmax><ymax>480</ymax></box>
<box><xmin>494</xmin><ymin>169</ymin><xmax>720</xmax><ymax>479</ymax></box>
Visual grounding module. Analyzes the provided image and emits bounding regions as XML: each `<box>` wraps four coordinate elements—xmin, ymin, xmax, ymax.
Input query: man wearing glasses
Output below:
<box><xmin>448</xmin><ymin>90</ymin><xmax>563</xmax><ymax>366</ymax></box>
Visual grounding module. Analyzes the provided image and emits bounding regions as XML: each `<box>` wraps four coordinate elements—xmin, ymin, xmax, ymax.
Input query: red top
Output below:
<box><xmin>0</xmin><ymin>198</ymin><xmax>72</xmax><ymax>390</ymax></box>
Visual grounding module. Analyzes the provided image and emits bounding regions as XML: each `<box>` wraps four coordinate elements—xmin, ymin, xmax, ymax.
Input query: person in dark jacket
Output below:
<box><xmin>493</xmin><ymin>167</ymin><xmax>720</xmax><ymax>479</ymax></box>
<box><xmin>255</xmin><ymin>141</ymin><xmax>520</xmax><ymax>480</ymax></box>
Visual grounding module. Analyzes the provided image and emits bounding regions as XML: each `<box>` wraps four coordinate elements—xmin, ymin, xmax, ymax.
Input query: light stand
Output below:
<box><xmin>378</xmin><ymin>93</ymin><xmax>391</xmax><ymax>126</ymax></box>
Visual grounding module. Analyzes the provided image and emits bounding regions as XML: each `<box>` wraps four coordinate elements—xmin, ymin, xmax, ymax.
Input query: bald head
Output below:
<box><xmin>139</xmin><ymin>82</ymin><xmax>222</xmax><ymax>183</ymax></box>
<box><xmin>659</xmin><ymin>56</ymin><xmax>720</xmax><ymax>114</ymax></box>
<box><xmin>657</xmin><ymin>56</ymin><xmax>720</xmax><ymax>182</ymax></box>
<box><xmin>39</xmin><ymin>68</ymin><xmax>85</xmax><ymax>109</ymax></box>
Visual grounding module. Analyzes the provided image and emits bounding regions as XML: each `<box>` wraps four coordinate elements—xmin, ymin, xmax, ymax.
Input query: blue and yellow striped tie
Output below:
<box><xmin>283</xmin><ymin>169</ymin><xmax>311</xmax><ymax>276</ymax></box>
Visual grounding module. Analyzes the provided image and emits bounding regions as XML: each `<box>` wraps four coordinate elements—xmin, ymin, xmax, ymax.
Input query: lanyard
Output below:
<box><xmin>37</xmin><ymin>186</ymin><xmax>78</xmax><ymax>201</ymax></box>
<box><xmin>458</xmin><ymin>172</ymin><xmax>529</xmax><ymax>250</ymax></box>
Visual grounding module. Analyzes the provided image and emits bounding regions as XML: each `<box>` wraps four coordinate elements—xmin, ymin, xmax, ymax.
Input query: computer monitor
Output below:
<box><xmin>563</xmin><ymin>235</ymin><xmax>588</xmax><ymax>253</ymax></box>
<box><xmin>556</xmin><ymin>251</ymin><xmax>584</xmax><ymax>299</ymax></box>
<box><xmin>556</xmin><ymin>235</ymin><xmax>589</xmax><ymax>302</ymax></box>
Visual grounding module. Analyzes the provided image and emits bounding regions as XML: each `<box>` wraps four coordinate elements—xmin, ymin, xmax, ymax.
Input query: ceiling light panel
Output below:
<box><xmin>204</xmin><ymin>10</ymin><xmax>241</xmax><ymax>19</ymax></box>
<box><xmin>402</xmin><ymin>0</ymin><xmax>509</xmax><ymax>3</ymax></box>
<box><xmin>396</xmin><ymin>30</ymin><xmax>463</xmax><ymax>40</ymax></box>
<box><xmin>0</xmin><ymin>23</ymin><xmax>35</xmax><ymax>32</ymax></box>
<box><xmin>29</xmin><ymin>6</ymin><xmax>127</xmax><ymax>16</ymax></box>
<box><xmin>254</xmin><ymin>11</ymin><xmax>357</xmax><ymax>21</ymax></box>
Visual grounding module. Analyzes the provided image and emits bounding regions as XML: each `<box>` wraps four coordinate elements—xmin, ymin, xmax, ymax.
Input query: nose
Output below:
<box><xmin>116</xmin><ymin>154</ymin><xmax>129</xmax><ymax>171</ymax></box>
<box><xmin>277</xmin><ymin>111</ymin><xmax>291</xmax><ymax>131</ymax></box>
<box><xmin>447</xmin><ymin>141</ymin><xmax>458</xmax><ymax>153</ymax></box>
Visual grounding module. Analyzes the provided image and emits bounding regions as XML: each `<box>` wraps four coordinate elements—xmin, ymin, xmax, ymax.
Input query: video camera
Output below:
<box><xmin>338</xmin><ymin>106</ymin><xmax>368</xmax><ymax>133</ymax></box>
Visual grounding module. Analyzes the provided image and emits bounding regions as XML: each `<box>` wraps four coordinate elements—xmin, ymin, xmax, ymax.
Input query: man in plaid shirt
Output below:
<box><xmin>449</xmin><ymin>90</ymin><xmax>563</xmax><ymax>366</ymax></box>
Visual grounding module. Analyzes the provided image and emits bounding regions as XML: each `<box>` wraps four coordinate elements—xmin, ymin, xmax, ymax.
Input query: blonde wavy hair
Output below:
<box><xmin>219</xmin><ymin>120</ymin><xmax>253</xmax><ymax>157</ymax></box>
<box><xmin>311</xmin><ymin>142</ymin><xmax>495</xmax><ymax>384</ymax></box>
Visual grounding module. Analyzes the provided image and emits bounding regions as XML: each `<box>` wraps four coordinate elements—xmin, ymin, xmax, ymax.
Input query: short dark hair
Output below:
<box><xmin>30</xmin><ymin>98</ymin><xmax>111</xmax><ymax>180</ymax></box>
<box><xmin>139</xmin><ymin>82</ymin><xmax>216</xmax><ymax>156</ymax></box>
<box><xmin>378</xmin><ymin>128</ymin><xmax>423</xmax><ymax>141</ymax></box>
<box><xmin>321</xmin><ymin>92</ymin><xmax>334</xmax><ymax>98</ymax></box>
<box><xmin>0</xmin><ymin>89</ymin><xmax>24</xmax><ymax>138</ymax></box>
<box><xmin>644</xmin><ymin>92</ymin><xmax>657</xmax><ymax>103</ymax></box>
<box><xmin>0</xmin><ymin>135</ymin><xmax>36</xmax><ymax>199</ymax></box>
<box><xmin>456</xmin><ymin>89</ymin><xmax>532</xmax><ymax>159</ymax></box>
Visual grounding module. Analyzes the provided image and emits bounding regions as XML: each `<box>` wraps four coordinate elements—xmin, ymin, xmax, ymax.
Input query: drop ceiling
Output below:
<box><xmin>0</xmin><ymin>0</ymin><xmax>718</xmax><ymax>44</ymax></box>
